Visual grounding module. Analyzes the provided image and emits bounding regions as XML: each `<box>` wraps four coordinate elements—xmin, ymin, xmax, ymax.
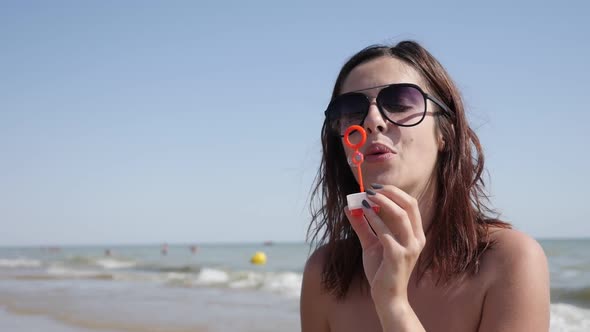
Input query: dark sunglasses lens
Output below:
<box><xmin>378</xmin><ymin>85</ymin><xmax>426</xmax><ymax>126</ymax></box>
<box><xmin>327</xmin><ymin>94</ymin><xmax>368</xmax><ymax>135</ymax></box>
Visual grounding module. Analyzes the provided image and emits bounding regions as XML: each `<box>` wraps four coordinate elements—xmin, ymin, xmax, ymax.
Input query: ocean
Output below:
<box><xmin>0</xmin><ymin>240</ymin><xmax>588</xmax><ymax>331</ymax></box>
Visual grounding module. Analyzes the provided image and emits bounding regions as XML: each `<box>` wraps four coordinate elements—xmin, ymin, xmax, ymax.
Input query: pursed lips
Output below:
<box><xmin>363</xmin><ymin>143</ymin><xmax>396</xmax><ymax>163</ymax></box>
<box><xmin>364</xmin><ymin>143</ymin><xmax>395</xmax><ymax>155</ymax></box>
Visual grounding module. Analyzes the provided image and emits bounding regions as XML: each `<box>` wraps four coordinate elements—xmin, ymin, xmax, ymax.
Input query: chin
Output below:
<box><xmin>367</xmin><ymin>174</ymin><xmax>401</xmax><ymax>188</ymax></box>
<box><xmin>364</xmin><ymin>174</ymin><xmax>413</xmax><ymax>193</ymax></box>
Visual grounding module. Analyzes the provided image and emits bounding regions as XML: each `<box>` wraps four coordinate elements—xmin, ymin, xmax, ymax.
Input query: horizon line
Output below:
<box><xmin>1</xmin><ymin>236</ymin><xmax>589</xmax><ymax>249</ymax></box>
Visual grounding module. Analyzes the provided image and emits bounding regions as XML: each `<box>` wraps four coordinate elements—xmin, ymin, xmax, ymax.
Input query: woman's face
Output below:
<box><xmin>339</xmin><ymin>56</ymin><xmax>442</xmax><ymax>198</ymax></box>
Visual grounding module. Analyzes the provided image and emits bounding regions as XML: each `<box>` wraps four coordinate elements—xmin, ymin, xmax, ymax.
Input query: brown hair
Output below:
<box><xmin>307</xmin><ymin>40</ymin><xmax>511</xmax><ymax>299</ymax></box>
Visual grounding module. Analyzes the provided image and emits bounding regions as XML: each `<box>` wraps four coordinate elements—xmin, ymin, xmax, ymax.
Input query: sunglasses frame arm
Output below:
<box><xmin>425</xmin><ymin>94</ymin><xmax>453</xmax><ymax>117</ymax></box>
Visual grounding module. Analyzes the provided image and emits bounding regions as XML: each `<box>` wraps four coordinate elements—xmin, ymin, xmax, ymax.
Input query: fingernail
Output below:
<box><xmin>362</xmin><ymin>199</ymin><xmax>371</xmax><ymax>209</ymax></box>
<box><xmin>366</xmin><ymin>189</ymin><xmax>376</xmax><ymax>195</ymax></box>
<box><xmin>371</xmin><ymin>183</ymin><xmax>383</xmax><ymax>189</ymax></box>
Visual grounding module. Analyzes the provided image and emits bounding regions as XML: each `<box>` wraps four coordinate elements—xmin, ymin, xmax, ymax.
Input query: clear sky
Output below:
<box><xmin>1</xmin><ymin>0</ymin><xmax>589</xmax><ymax>246</ymax></box>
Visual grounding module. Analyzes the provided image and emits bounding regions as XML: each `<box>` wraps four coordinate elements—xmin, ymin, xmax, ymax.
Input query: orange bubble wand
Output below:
<box><xmin>344</xmin><ymin>125</ymin><xmax>380</xmax><ymax>217</ymax></box>
<box><xmin>343</xmin><ymin>125</ymin><xmax>367</xmax><ymax>192</ymax></box>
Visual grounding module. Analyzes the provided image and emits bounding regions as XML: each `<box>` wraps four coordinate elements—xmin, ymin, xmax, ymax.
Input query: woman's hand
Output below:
<box><xmin>345</xmin><ymin>183</ymin><xmax>426</xmax><ymax>310</ymax></box>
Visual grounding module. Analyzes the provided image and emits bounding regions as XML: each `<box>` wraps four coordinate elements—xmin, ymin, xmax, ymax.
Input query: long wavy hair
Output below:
<box><xmin>307</xmin><ymin>40</ymin><xmax>511</xmax><ymax>299</ymax></box>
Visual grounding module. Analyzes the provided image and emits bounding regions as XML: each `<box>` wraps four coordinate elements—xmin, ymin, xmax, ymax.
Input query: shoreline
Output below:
<box><xmin>0</xmin><ymin>307</ymin><xmax>114</xmax><ymax>332</ymax></box>
<box><xmin>0</xmin><ymin>305</ymin><xmax>209</xmax><ymax>332</ymax></box>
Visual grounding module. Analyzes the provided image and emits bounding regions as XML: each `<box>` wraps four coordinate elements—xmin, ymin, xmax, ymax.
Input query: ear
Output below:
<box><xmin>437</xmin><ymin>133</ymin><xmax>445</xmax><ymax>152</ymax></box>
<box><xmin>437</xmin><ymin>123</ymin><xmax>455</xmax><ymax>152</ymax></box>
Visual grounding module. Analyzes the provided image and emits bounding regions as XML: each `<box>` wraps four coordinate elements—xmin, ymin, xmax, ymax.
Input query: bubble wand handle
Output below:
<box><xmin>356</xmin><ymin>157</ymin><xmax>365</xmax><ymax>192</ymax></box>
<box><xmin>343</xmin><ymin>125</ymin><xmax>367</xmax><ymax>192</ymax></box>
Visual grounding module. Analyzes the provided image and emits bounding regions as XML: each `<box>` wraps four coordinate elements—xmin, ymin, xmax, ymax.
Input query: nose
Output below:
<box><xmin>363</xmin><ymin>101</ymin><xmax>387</xmax><ymax>134</ymax></box>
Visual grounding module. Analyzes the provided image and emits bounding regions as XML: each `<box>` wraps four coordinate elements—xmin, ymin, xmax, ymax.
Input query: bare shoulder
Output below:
<box><xmin>300</xmin><ymin>245</ymin><xmax>332</xmax><ymax>332</ymax></box>
<box><xmin>301</xmin><ymin>244</ymin><xmax>332</xmax><ymax>296</ymax></box>
<box><xmin>304</xmin><ymin>244</ymin><xmax>330</xmax><ymax>278</ymax></box>
<box><xmin>484</xmin><ymin>227</ymin><xmax>548</xmax><ymax>272</ymax></box>
<box><xmin>479</xmin><ymin>227</ymin><xmax>549</xmax><ymax>285</ymax></box>
<box><xmin>477</xmin><ymin>227</ymin><xmax>550</xmax><ymax>331</ymax></box>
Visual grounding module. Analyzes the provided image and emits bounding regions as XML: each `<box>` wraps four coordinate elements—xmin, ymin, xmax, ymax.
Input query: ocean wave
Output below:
<box><xmin>0</xmin><ymin>258</ymin><xmax>42</xmax><ymax>268</ymax></box>
<box><xmin>177</xmin><ymin>268</ymin><xmax>303</xmax><ymax>297</ymax></box>
<box><xmin>65</xmin><ymin>256</ymin><xmax>137</xmax><ymax>270</ymax></box>
<box><xmin>65</xmin><ymin>256</ymin><xmax>97</xmax><ymax>266</ymax></box>
<box><xmin>260</xmin><ymin>272</ymin><xmax>302</xmax><ymax>298</ymax></box>
<box><xmin>138</xmin><ymin>264</ymin><xmax>201</xmax><ymax>274</ymax></box>
<box><xmin>8</xmin><ymin>258</ymin><xmax>303</xmax><ymax>299</ymax></box>
<box><xmin>95</xmin><ymin>258</ymin><xmax>137</xmax><ymax>270</ymax></box>
<box><xmin>46</xmin><ymin>266</ymin><xmax>113</xmax><ymax>280</ymax></box>
<box><xmin>228</xmin><ymin>271</ymin><xmax>262</xmax><ymax>289</ymax></box>
<box><xmin>192</xmin><ymin>268</ymin><xmax>230</xmax><ymax>285</ymax></box>
<box><xmin>158</xmin><ymin>272</ymin><xmax>193</xmax><ymax>287</ymax></box>
<box><xmin>552</xmin><ymin>286</ymin><xmax>590</xmax><ymax>308</ymax></box>
<box><xmin>560</xmin><ymin>269</ymin><xmax>581</xmax><ymax>278</ymax></box>
<box><xmin>156</xmin><ymin>267</ymin><xmax>303</xmax><ymax>297</ymax></box>
<box><xmin>551</xmin><ymin>303</ymin><xmax>590</xmax><ymax>331</ymax></box>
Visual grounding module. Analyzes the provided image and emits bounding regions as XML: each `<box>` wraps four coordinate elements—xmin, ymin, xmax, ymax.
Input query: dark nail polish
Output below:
<box><xmin>366</xmin><ymin>189</ymin><xmax>376</xmax><ymax>195</ymax></box>
<box><xmin>362</xmin><ymin>199</ymin><xmax>371</xmax><ymax>209</ymax></box>
<box><xmin>371</xmin><ymin>183</ymin><xmax>383</xmax><ymax>189</ymax></box>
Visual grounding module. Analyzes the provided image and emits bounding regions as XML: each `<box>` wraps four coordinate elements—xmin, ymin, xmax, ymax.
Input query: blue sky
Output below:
<box><xmin>1</xmin><ymin>0</ymin><xmax>589</xmax><ymax>246</ymax></box>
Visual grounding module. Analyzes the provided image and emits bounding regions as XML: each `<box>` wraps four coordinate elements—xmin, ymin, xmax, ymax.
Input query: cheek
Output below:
<box><xmin>341</xmin><ymin>143</ymin><xmax>355</xmax><ymax>170</ymax></box>
<box><xmin>401</xmin><ymin>127</ymin><xmax>439</xmax><ymax>159</ymax></box>
<box><xmin>341</xmin><ymin>136</ymin><xmax>365</xmax><ymax>162</ymax></box>
<box><xmin>341</xmin><ymin>141</ymin><xmax>351</xmax><ymax>159</ymax></box>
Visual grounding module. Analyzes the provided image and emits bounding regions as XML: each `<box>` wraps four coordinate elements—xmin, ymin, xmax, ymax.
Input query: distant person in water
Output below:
<box><xmin>190</xmin><ymin>245</ymin><xmax>198</xmax><ymax>254</ymax></box>
<box><xmin>104</xmin><ymin>249</ymin><xmax>111</xmax><ymax>257</ymax></box>
<box><xmin>301</xmin><ymin>40</ymin><xmax>550</xmax><ymax>331</ymax></box>
<box><xmin>161</xmin><ymin>243</ymin><xmax>168</xmax><ymax>256</ymax></box>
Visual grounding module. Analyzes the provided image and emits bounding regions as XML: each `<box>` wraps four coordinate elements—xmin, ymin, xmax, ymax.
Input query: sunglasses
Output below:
<box><xmin>324</xmin><ymin>83</ymin><xmax>453</xmax><ymax>136</ymax></box>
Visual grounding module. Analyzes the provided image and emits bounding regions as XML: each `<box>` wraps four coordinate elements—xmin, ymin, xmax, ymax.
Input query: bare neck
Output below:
<box><xmin>415</xmin><ymin>176</ymin><xmax>438</xmax><ymax>235</ymax></box>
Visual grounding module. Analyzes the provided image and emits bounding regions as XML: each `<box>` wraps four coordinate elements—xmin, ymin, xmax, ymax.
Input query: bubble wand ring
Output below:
<box><xmin>343</xmin><ymin>125</ymin><xmax>367</xmax><ymax>192</ymax></box>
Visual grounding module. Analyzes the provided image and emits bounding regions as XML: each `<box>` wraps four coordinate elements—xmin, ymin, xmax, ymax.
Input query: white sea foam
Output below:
<box><xmin>0</xmin><ymin>258</ymin><xmax>42</xmax><ymax>268</ymax></box>
<box><xmin>94</xmin><ymin>258</ymin><xmax>136</xmax><ymax>270</ymax></box>
<box><xmin>190</xmin><ymin>269</ymin><xmax>303</xmax><ymax>297</ymax></box>
<box><xmin>193</xmin><ymin>268</ymin><xmax>230</xmax><ymax>285</ymax></box>
<box><xmin>560</xmin><ymin>269</ymin><xmax>581</xmax><ymax>279</ymax></box>
<box><xmin>550</xmin><ymin>303</ymin><xmax>590</xmax><ymax>332</ymax></box>
<box><xmin>111</xmin><ymin>271</ymin><xmax>162</xmax><ymax>283</ymax></box>
<box><xmin>260</xmin><ymin>272</ymin><xmax>302</xmax><ymax>298</ymax></box>
<box><xmin>228</xmin><ymin>272</ymin><xmax>262</xmax><ymax>289</ymax></box>
<box><xmin>46</xmin><ymin>266</ymin><xmax>110</xmax><ymax>279</ymax></box>
<box><xmin>165</xmin><ymin>272</ymin><xmax>189</xmax><ymax>280</ymax></box>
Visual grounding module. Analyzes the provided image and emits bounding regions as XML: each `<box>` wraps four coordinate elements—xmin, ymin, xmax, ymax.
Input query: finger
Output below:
<box><xmin>370</xmin><ymin>184</ymin><xmax>425</xmax><ymax>242</ymax></box>
<box><xmin>344</xmin><ymin>207</ymin><xmax>378</xmax><ymax>250</ymax></box>
<box><xmin>361</xmin><ymin>201</ymin><xmax>405</xmax><ymax>252</ymax></box>
<box><xmin>363</xmin><ymin>195</ymin><xmax>413</xmax><ymax>246</ymax></box>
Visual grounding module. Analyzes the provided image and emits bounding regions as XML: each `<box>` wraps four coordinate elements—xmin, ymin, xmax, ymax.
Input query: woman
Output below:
<box><xmin>301</xmin><ymin>41</ymin><xmax>550</xmax><ymax>331</ymax></box>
